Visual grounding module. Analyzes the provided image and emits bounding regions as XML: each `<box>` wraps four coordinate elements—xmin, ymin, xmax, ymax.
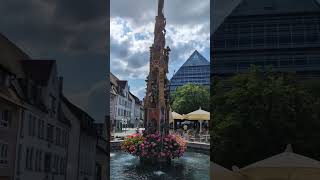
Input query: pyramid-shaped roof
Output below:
<box><xmin>181</xmin><ymin>50</ymin><xmax>209</xmax><ymax>67</ymax></box>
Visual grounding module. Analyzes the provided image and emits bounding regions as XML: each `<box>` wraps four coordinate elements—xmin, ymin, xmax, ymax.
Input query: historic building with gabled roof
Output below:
<box><xmin>109</xmin><ymin>73</ymin><xmax>143</xmax><ymax>132</ymax></box>
<box><xmin>169</xmin><ymin>50</ymin><xmax>210</xmax><ymax>93</ymax></box>
<box><xmin>0</xmin><ymin>33</ymin><xmax>108</xmax><ymax>180</ymax></box>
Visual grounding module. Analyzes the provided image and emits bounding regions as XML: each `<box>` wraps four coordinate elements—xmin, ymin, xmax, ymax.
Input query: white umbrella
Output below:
<box><xmin>240</xmin><ymin>144</ymin><xmax>320</xmax><ymax>180</ymax></box>
<box><xmin>211</xmin><ymin>162</ymin><xmax>244</xmax><ymax>180</ymax></box>
<box><xmin>186</xmin><ymin>107</ymin><xmax>210</xmax><ymax>133</ymax></box>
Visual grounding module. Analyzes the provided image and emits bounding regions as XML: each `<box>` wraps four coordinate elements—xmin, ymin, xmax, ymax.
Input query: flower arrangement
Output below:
<box><xmin>121</xmin><ymin>131</ymin><xmax>187</xmax><ymax>160</ymax></box>
<box><xmin>120</xmin><ymin>133</ymin><xmax>144</xmax><ymax>156</ymax></box>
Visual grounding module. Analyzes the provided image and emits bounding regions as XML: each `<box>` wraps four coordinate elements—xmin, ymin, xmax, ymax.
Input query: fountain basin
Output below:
<box><xmin>111</xmin><ymin>151</ymin><xmax>210</xmax><ymax>180</ymax></box>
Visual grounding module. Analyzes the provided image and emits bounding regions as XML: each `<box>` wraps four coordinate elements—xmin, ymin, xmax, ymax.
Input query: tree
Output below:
<box><xmin>211</xmin><ymin>66</ymin><xmax>320</xmax><ymax>168</ymax></box>
<box><xmin>170</xmin><ymin>83</ymin><xmax>209</xmax><ymax>114</ymax></box>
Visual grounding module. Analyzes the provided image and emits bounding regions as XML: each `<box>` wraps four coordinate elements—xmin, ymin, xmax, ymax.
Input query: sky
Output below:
<box><xmin>110</xmin><ymin>0</ymin><xmax>210</xmax><ymax>100</ymax></box>
<box><xmin>0</xmin><ymin>0</ymin><xmax>108</xmax><ymax>122</ymax></box>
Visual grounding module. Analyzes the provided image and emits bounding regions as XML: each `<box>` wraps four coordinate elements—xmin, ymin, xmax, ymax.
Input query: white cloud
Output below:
<box><xmin>110</xmin><ymin>0</ymin><xmax>210</xmax><ymax>100</ymax></box>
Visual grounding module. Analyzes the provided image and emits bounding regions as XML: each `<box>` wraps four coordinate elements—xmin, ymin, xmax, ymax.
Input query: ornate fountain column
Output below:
<box><xmin>144</xmin><ymin>0</ymin><xmax>171</xmax><ymax>136</ymax></box>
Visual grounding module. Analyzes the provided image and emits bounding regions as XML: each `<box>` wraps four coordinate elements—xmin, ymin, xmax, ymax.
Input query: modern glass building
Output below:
<box><xmin>169</xmin><ymin>50</ymin><xmax>210</xmax><ymax>93</ymax></box>
<box><xmin>212</xmin><ymin>0</ymin><xmax>320</xmax><ymax>79</ymax></box>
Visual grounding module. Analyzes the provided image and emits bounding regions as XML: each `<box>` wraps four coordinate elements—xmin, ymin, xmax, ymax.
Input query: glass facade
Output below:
<box><xmin>212</xmin><ymin>3</ymin><xmax>320</xmax><ymax>79</ymax></box>
<box><xmin>170</xmin><ymin>50</ymin><xmax>210</xmax><ymax>93</ymax></box>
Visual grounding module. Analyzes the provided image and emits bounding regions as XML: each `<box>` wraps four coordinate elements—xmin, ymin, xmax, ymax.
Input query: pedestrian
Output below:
<box><xmin>183</xmin><ymin>124</ymin><xmax>188</xmax><ymax>132</ymax></box>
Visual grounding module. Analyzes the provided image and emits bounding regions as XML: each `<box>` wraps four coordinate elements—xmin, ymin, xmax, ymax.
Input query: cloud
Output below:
<box><xmin>66</xmin><ymin>80</ymin><xmax>107</xmax><ymax>122</ymax></box>
<box><xmin>110</xmin><ymin>0</ymin><xmax>210</xmax><ymax>100</ymax></box>
<box><xmin>0</xmin><ymin>0</ymin><xmax>108</xmax><ymax>121</ymax></box>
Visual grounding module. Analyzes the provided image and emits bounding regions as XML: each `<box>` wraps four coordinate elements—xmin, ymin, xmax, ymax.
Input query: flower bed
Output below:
<box><xmin>121</xmin><ymin>131</ymin><xmax>187</xmax><ymax>160</ymax></box>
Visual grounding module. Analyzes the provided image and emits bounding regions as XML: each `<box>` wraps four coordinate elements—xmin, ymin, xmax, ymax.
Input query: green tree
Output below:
<box><xmin>211</xmin><ymin>66</ymin><xmax>320</xmax><ymax>168</ymax></box>
<box><xmin>170</xmin><ymin>83</ymin><xmax>209</xmax><ymax>114</ymax></box>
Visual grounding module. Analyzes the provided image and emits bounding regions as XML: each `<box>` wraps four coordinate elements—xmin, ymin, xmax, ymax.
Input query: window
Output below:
<box><xmin>61</xmin><ymin>130</ymin><xmax>67</xmax><ymax>148</ymax></box>
<box><xmin>0</xmin><ymin>110</ymin><xmax>10</xmax><ymax>128</ymax></box>
<box><xmin>20</xmin><ymin>110</ymin><xmax>24</xmax><ymax>137</ymax></box>
<box><xmin>56</xmin><ymin>127</ymin><xmax>61</xmax><ymax>146</ymax></box>
<box><xmin>39</xmin><ymin>151</ymin><xmax>42</xmax><ymax>172</ymax></box>
<box><xmin>32</xmin><ymin>116</ymin><xmax>36</xmax><ymax>137</ymax></box>
<box><xmin>47</xmin><ymin>124</ymin><xmax>54</xmax><ymax>143</ymax></box>
<box><xmin>26</xmin><ymin>148</ymin><xmax>29</xmax><ymax>170</ymax></box>
<box><xmin>30</xmin><ymin>148</ymin><xmax>34</xmax><ymax>170</ymax></box>
<box><xmin>40</xmin><ymin>120</ymin><xmax>45</xmax><ymax>139</ymax></box>
<box><xmin>53</xmin><ymin>155</ymin><xmax>57</xmax><ymax>173</ymax></box>
<box><xmin>44</xmin><ymin>152</ymin><xmax>51</xmax><ymax>172</ymax></box>
<box><xmin>0</xmin><ymin>142</ymin><xmax>8</xmax><ymax>166</ymax></box>
<box><xmin>28</xmin><ymin>114</ymin><xmax>32</xmax><ymax>136</ymax></box>
<box><xmin>35</xmin><ymin>150</ymin><xmax>39</xmax><ymax>171</ymax></box>
<box><xmin>37</xmin><ymin>119</ymin><xmax>41</xmax><ymax>138</ymax></box>
<box><xmin>0</xmin><ymin>71</ymin><xmax>10</xmax><ymax>87</ymax></box>
<box><xmin>17</xmin><ymin>144</ymin><xmax>22</xmax><ymax>174</ymax></box>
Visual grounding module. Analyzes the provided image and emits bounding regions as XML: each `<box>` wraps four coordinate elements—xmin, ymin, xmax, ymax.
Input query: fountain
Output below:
<box><xmin>142</xmin><ymin>0</ymin><xmax>172</xmax><ymax>164</ymax></box>
<box><xmin>112</xmin><ymin>1</ymin><xmax>209</xmax><ymax>179</ymax></box>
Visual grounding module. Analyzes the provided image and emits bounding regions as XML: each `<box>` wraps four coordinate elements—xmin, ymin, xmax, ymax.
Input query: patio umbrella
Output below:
<box><xmin>172</xmin><ymin>111</ymin><xmax>184</xmax><ymax>120</ymax></box>
<box><xmin>186</xmin><ymin>107</ymin><xmax>210</xmax><ymax>133</ymax></box>
<box><xmin>170</xmin><ymin>111</ymin><xmax>184</xmax><ymax>130</ymax></box>
<box><xmin>239</xmin><ymin>144</ymin><xmax>320</xmax><ymax>180</ymax></box>
<box><xmin>211</xmin><ymin>162</ymin><xmax>244</xmax><ymax>180</ymax></box>
<box><xmin>186</xmin><ymin>107</ymin><xmax>210</xmax><ymax>121</ymax></box>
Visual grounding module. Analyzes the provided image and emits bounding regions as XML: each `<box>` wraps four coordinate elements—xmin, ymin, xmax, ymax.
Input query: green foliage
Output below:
<box><xmin>170</xmin><ymin>83</ymin><xmax>209</xmax><ymax>114</ymax></box>
<box><xmin>211</xmin><ymin>66</ymin><xmax>320</xmax><ymax>168</ymax></box>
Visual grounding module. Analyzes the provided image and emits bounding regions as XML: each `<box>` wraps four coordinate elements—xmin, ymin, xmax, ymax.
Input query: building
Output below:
<box><xmin>212</xmin><ymin>0</ymin><xmax>320</xmax><ymax>80</ymax></box>
<box><xmin>110</xmin><ymin>73</ymin><xmax>118</xmax><ymax>133</ymax></box>
<box><xmin>0</xmin><ymin>65</ymin><xmax>24</xmax><ymax>180</ymax></box>
<box><xmin>0</xmin><ymin>33</ymin><xmax>31</xmax><ymax>180</ymax></box>
<box><xmin>109</xmin><ymin>73</ymin><xmax>143</xmax><ymax>132</ymax></box>
<box><xmin>1</xmin><ymin>34</ymin><xmax>69</xmax><ymax>180</ymax></box>
<box><xmin>169</xmin><ymin>50</ymin><xmax>210</xmax><ymax>93</ymax></box>
<box><xmin>0</xmin><ymin>33</ymin><xmax>108</xmax><ymax>180</ymax></box>
<box><xmin>129</xmin><ymin>92</ymin><xmax>143</xmax><ymax>128</ymax></box>
<box><xmin>16</xmin><ymin>60</ymin><xmax>70</xmax><ymax>180</ymax></box>
<box><xmin>62</xmin><ymin>96</ymin><xmax>97</xmax><ymax>180</ymax></box>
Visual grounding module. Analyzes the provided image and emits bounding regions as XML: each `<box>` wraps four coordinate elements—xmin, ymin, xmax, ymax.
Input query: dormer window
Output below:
<box><xmin>0</xmin><ymin>110</ymin><xmax>10</xmax><ymax>128</ymax></box>
<box><xmin>0</xmin><ymin>70</ymin><xmax>10</xmax><ymax>88</ymax></box>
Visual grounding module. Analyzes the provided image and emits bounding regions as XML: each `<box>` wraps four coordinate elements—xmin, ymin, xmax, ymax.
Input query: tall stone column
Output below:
<box><xmin>144</xmin><ymin>0</ymin><xmax>170</xmax><ymax>135</ymax></box>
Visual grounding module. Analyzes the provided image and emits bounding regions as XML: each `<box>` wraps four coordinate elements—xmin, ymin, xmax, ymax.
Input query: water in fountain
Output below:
<box><xmin>111</xmin><ymin>151</ymin><xmax>209</xmax><ymax>180</ymax></box>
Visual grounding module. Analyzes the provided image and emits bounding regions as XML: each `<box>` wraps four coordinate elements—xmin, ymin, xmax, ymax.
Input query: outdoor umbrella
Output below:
<box><xmin>172</xmin><ymin>111</ymin><xmax>184</xmax><ymax>120</ymax></box>
<box><xmin>170</xmin><ymin>111</ymin><xmax>184</xmax><ymax>129</ymax></box>
<box><xmin>211</xmin><ymin>162</ymin><xmax>244</xmax><ymax>180</ymax></box>
<box><xmin>239</xmin><ymin>144</ymin><xmax>320</xmax><ymax>180</ymax></box>
<box><xmin>186</xmin><ymin>107</ymin><xmax>210</xmax><ymax>133</ymax></box>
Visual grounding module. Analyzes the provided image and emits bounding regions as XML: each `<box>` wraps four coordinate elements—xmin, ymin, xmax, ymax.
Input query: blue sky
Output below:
<box><xmin>110</xmin><ymin>0</ymin><xmax>210</xmax><ymax>100</ymax></box>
